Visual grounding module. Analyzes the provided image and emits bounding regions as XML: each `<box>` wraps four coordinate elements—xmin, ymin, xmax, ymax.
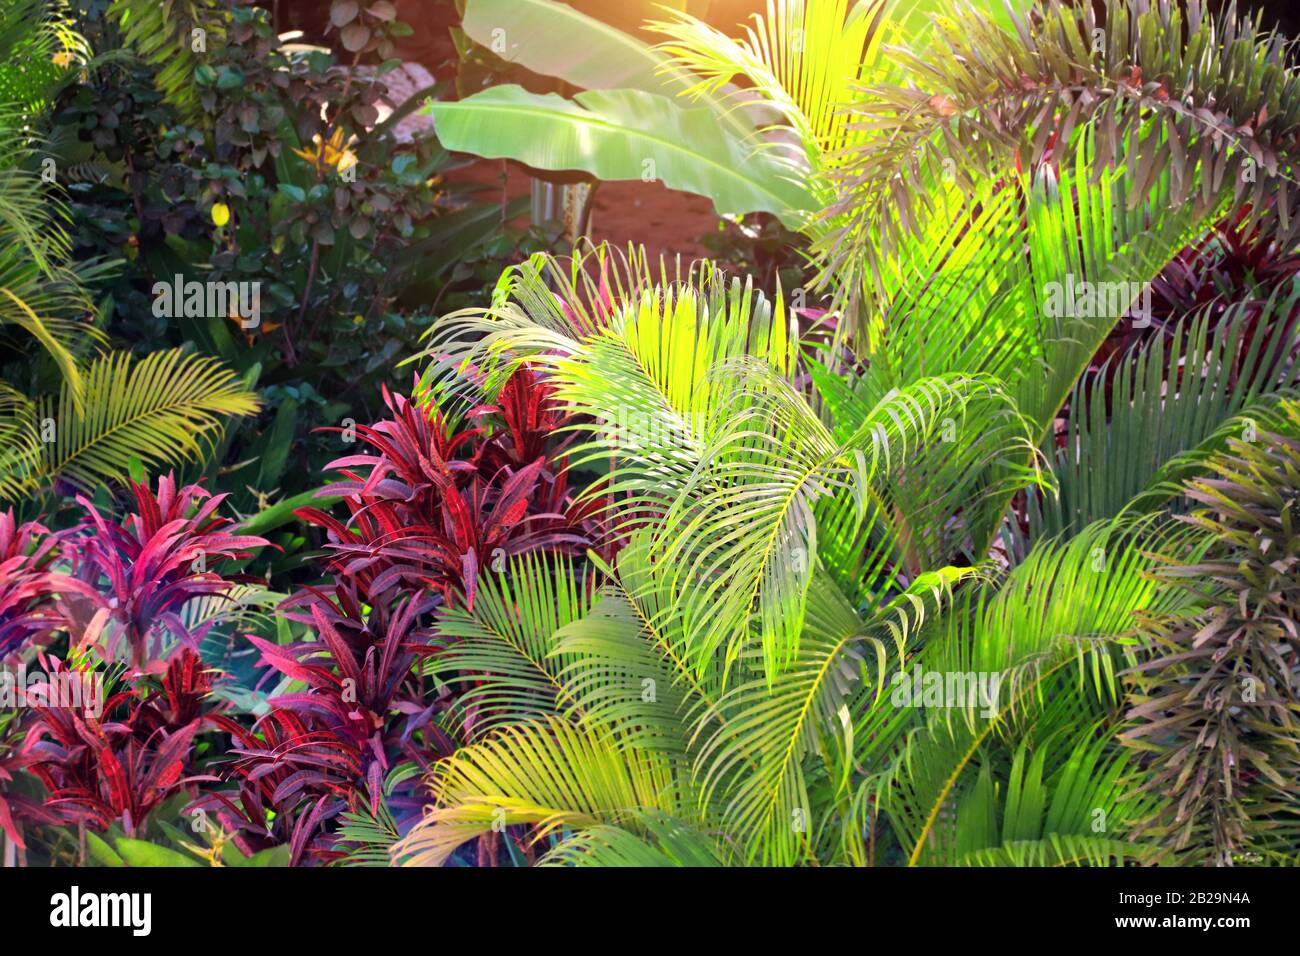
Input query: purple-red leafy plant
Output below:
<box><xmin>196</xmin><ymin>708</ymin><xmax>367</xmax><ymax>864</ymax></box>
<box><xmin>0</xmin><ymin>512</ymin><xmax>72</xmax><ymax>661</ymax></box>
<box><xmin>192</xmin><ymin>368</ymin><xmax>602</xmax><ymax>863</ymax></box>
<box><xmin>2</xmin><ymin>477</ymin><xmax>267</xmax><ymax>851</ymax></box>
<box><xmin>297</xmin><ymin>367</ymin><xmax>596</xmax><ymax>610</ymax></box>
<box><xmin>22</xmin><ymin>654</ymin><xmax>218</xmax><ymax>837</ymax></box>
<box><xmin>0</xmin><ymin>714</ymin><xmax>59</xmax><ymax>854</ymax></box>
<box><xmin>64</xmin><ymin>474</ymin><xmax>268</xmax><ymax>670</ymax></box>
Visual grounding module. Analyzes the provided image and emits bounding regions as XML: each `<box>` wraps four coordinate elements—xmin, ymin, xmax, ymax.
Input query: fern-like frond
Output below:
<box><xmin>394</xmin><ymin>718</ymin><xmax>691</xmax><ymax>867</ymax></box>
<box><xmin>107</xmin><ymin>0</ymin><xmax>225</xmax><ymax>124</ymax></box>
<box><xmin>18</xmin><ymin>348</ymin><xmax>259</xmax><ymax>499</ymax></box>
<box><xmin>538</xmin><ymin>810</ymin><xmax>733</xmax><ymax>867</ymax></box>
<box><xmin>428</xmin><ymin>554</ymin><xmax>594</xmax><ymax>739</ymax></box>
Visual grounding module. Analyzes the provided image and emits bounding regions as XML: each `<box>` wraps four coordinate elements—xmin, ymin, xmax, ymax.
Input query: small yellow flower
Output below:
<box><xmin>292</xmin><ymin>127</ymin><xmax>358</xmax><ymax>176</ymax></box>
<box><xmin>179</xmin><ymin>823</ymin><xmax>232</xmax><ymax>867</ymax></box>
<box><xmin>51</xmin><ymin>50</ymin><xmax>74</xmax><ymax>69</ymax></box>
<box><xmin>211</xmin><ymin>202</ymin><xmax>231</xmax><ymax>227</ymax></box>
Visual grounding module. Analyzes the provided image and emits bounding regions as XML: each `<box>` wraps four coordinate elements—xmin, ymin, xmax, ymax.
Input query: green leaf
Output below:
<box><xmin>85</xmin><ymin>831</ymin><xmax>126</xmax><ymax>866</ymax></box>
<box><xmin>427</xmin><ymin>86</ymin><xmax>815</xmax><ymax>224</ymax></box>
<box><xmin>22</xmin><ymin>348</ymin><xmax>260</xmax><ymax>500</ymax></box>
<box><xmin>114</xmin><ymin>838</ymin><xmax>204</xmax><ymax>868</ymax></box>
<box><xmin>223</xmin><ymin>842</ymin><xmax>291</xmax><ymax>867</ymax></box>
<box><xmin>460</xmin><ymin>0</ymin><xmax>754</xmax><ymax>140</ymax></box>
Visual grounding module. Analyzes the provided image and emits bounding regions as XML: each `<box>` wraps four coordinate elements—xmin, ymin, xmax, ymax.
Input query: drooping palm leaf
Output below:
<box><xmin>392</xmin><ymin>718</ymin><xmax>691</xmax><ymax>867</ymax></box>
<box><xmin>21</xmin><ymin>348</ymin><xmax>260</xmax><ymax>498</ymax></box>
<box><xmin>878</xmin><ymin>517</ymin><xmax>1205</xmax><ymax>865</ymax></box>
<box><xmin>1036</xmin><ymin>291</ymin><xmax>1300</xmax><ymax>537</ymax></box>
<box><xmin>428</xmin><ymin>554</ymin><xmax>593</xmax><ymax>739</ymax></box>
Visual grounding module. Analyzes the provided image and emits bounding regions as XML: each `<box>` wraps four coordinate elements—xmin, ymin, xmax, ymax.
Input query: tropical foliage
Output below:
<box><xmin>0</xmin><ymin>0</ymin><xmax>1297</xmax><ymax>872</ymax></box>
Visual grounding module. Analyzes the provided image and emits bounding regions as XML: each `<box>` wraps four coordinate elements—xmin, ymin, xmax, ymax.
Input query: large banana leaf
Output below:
<box><xmin>460</xmin><ymin>0</ymin><xmax>753</xmax><ymax>139</ymax></box>
<box><xmin>427</xmin><ymin>85</ymin><xmax>816</xmax><ymax>224</ymax></box>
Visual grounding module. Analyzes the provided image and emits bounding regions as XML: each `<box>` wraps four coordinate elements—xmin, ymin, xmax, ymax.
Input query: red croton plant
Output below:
<box><xmin>0</xmin><ymin>476</ymin><xmax>266</xmax><ymax>855</ymax></box>
<box><xmin>197</xmin><ymin>365</ymin><xmax>602</xmax><ymax>863</ymax></box>
<box><xmin>0</xmin><ymin>368</ymin><xmax>599</xmax><ymax>864</ymax></box>
<box><xmin>298</xmin><ymin>366</ymin><xmax>598</xmax><ymax>608</ymax></box>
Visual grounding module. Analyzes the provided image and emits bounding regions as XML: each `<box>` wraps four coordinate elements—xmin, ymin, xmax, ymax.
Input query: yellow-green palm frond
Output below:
<box><xmin>538</xmin><ymin>810</ymin><xmax>734</xmax><ymax>867</ymax></box>
<box><xmin>648</xmin><ymin>0</ymin><xmax>890</xmax><ymax>194</ymax></box>
<box><xmin>17</xmin><ymin>348</ymin><xmax>259</xmax><ymax>500</ymax></box>
<box><xmin>0</xmin><ymin>0</ymin><xmax>88</xmax><ymax>122</ymax></box>
<box><xmin>0</xmin><ymin>159</ymin><xmax>73</xmax><ymax>275</ymax></box>
<box><xmin>428</xmin><ymin>553</ymin><xmax>596</xmax><ymax>740</ymax></box>
<box><xmin>394</xmin><ymin>718</ymin><xmax>691</xmax><ymax>867</ymax></box>
<box><xmin>948</xmin><ymin>734</ymin><xmax>1164</xmax><ymax>867</ymax></box>
<box><xmin>0</xmin><ymin>382</ymin><xmax>40</xmax><ymax>500</ymax></box>
<box><xmin>107</xmin><ymin>0</ymin><xmax>226</xmax><ymax>124</ymax></box>
<box><xmin>878</xmin><ymin>518</ymin><xmax>1207</xmax><ymax>866</ymax></box>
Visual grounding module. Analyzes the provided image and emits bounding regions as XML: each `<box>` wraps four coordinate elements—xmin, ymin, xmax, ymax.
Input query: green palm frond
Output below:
<box><xmin>539</xmin><ymin>811</ymin><xmax>733</xmax><ymax>867</ymax></box>
<box><xmin>949</xmin><ymin>734</ymin><xmax>1163</xmax><ymax>867</ymax></box>
<box><xmin>421</xmin><ymin>245</ymin><xmax>797</xmax><ymax>502</ymax></box>
<box><xmin>812</xmin><ymin>366</ymin><xmax>1044</xmax><ymax>574</ymax></box>
<box><xmin>107</xmin><ymin>0</ymin><xmax>225</xmax><ymax>124</ymax></box>
<box><xmin>0</xmin><ymin>155</ymin><xmax>105</xmax><ymax>412</ymax></box>
<box><xmin>334</xmin><ymin>804</ymin><xmax>402</xmax><ymax>868</ymax></box>
<box><xmin>648</xmin><ymin>0</ymin><xmax>891</xmax><ymax>198</ymax></box>
<box><xmin>13</xmin><ymin>348</ymin><xmax>260</xmax><ymax>500</ymax></box>
<box><xmin>428</xmin><ymin>554</ymin><xmax>594</xmax><ymax>739</ymax></box>
<box><xmin>856</xmin><ymin>147</ymin><xmax>1215</xmax><ymax>432</ymax></box>
<box><xmin>393</xmin><ymin>718</ymin><xmax>691</xmax><ymax>868</ymax></box>
<box><xmin>656</xmin><ymin>364</ymin><xmax>1013</xmax><ymax>681</ymax></box>
<box><xmin>690</xmin><ymin>564</ymin><xmax>966</xmax><ymax>865</ymax></box>
<box><xmin>1036</xmin><ymin>292</ymin><xmax>1300</xmax><ymax>537</ymax></box>
<box><xmin>0</xmin><ymin>382</ymin><xmax>39</xmax><ymax>501</ymax></box>
<box><xmin>0</xmin><ymin>160</ymin><xmax>72</xmax><ymax>275</ymax></box>
<box><xmin>879</xmin><ymin>518</ymin><xmax>1204</xmax><ymax>865</ymax></box>
<box><xmin>0</xmin><ymin>0</ymin><xmax>86</xmax><ymax>122</ymax></box>
<box><xmin>551</xmin><ymin>562</ymin><xmax>700</xmax><ymax>753</ymax></box>
<box><xmin>820</xmin><ymin>0</ymin><xmax>1300</xmax><ymax>316</ymax></box>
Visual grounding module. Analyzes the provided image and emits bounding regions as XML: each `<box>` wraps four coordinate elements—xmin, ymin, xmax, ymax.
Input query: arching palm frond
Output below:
<box><xmin>879</xmin><ymin>518</ymin><xmax>1205</xmax><ymax>865</ymax></box>
<box><xmin>428</xmin><ymin>554</ymin><xmax>594</xmax><ymax>740</ymax></box>
<box><xmin>392</xmin><ymin>718</ymin><xmax>691</xmax><ymax>868</ymax></box>
<box><xmin>812</xmin><ymin>366</ymin><xmax>1044</xmax><ymax>575</ymax></box>
<box><xmin>655</xmin><ymin>364</ymin><xmax>1009</xmax><ymax>681</ymax></box>
<box><xmin>538</xmin><ymin>810</ymin><xmax>733</xmax><ymax>867</ymax></box>
<box><xmin>1036</xmin><ymin>291</ymin><xmax>1300</xmax><ymax>537</ymax></box>
<box><xmin>648</xmin><ymin>0</ymin><xmax>891</xmax><ymax>196</ymax></box>
<box><xmin>950</xmin><ymin>733</ymin><xmax>1163</xmax><ymax>867</ymax></box>
<box><xmin>16</xmin><ymin>348</ymin><xmax>260</xmax><ymax>500</ymax></box>
<box><xmin>820</xmin><ymin>0</ymin><xmax>1300</xmax><ymax>320</ymax></box>
<box><xmin>420</xmin><ymin>245</ymin><xmax>798</xmax><ymax>520</ymax></box>
<box><xmin>0</xmin><ymin>382</ymin><xmax>39</xmax><ymax>501</ymax></box>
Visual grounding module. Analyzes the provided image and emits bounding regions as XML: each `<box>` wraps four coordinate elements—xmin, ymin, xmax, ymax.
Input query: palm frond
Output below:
<box><xmin>393</xmin><ymin>718</ymin><xmax>690</xmax><ymax>867</ymax></box>
<box><xmin>879</xmin><ymin>517</ymin><xmax>1204</xmax><ymax>865</ymax></box>
<box><xmin>428</xmin><ymin>554</ymin><xmax>594</xmax><ymax>739</ymax></box>
<box><xmin>107</xmin><ymin>0</ymin><xmax>225</xmax><ymax>124</ymax></box>
<box><xmin>1036</xmin><ymin>291</ymin><xmax>1300</xmax><ymax>536</ymax></box>
<box><xmin>538</xmin><ymin>810</ymin><xmax>732</xmax><ymax>867</ymax></box>
<box><xmin>18</xmin><ymin>348</ymin><xmax>260</xmax><ymax>499</ymax></box>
